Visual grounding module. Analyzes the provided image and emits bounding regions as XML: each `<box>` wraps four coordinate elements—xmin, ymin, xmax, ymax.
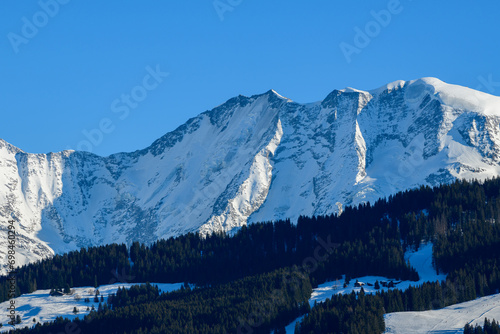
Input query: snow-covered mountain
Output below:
<box><xmin>2</xmin><ymin>77</ymin><xmax>500</xmax><ymax>273</ymax></box>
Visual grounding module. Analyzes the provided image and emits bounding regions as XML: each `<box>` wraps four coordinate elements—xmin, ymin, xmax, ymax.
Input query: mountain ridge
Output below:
<box><xmin>2</xmin><ymin>77</ymin><xmax>500</xmax><ymax>274</ymax></box>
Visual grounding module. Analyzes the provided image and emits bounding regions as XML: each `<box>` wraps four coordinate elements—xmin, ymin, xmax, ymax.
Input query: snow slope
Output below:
<box><xmin>384</xmin><ymin>293</ymin><xmax>500</xmax><ymax>333</ymax></box>
<box><xmin>2</xmin><ymin>78</ymin><xmax>500</xmax><ymax>273</ymax></box>
<box><xmin>309</xmin><ymin>243</ymin><xmax>446</xmax><ymax>304</ymax></box>
<box><xmin>0</xmin><ymin>282</ymin><xmax>183</xmax><ymax>332</ymax></box>
<box><xmin>285</xmin><ymin>242</ymin><xmax>445</xmax><ymax>332</ymax></box>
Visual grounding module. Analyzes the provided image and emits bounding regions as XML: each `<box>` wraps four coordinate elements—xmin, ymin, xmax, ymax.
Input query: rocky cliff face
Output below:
<box><xmin>2</xmin><ymin>77</ymin><xmax>500</xmax><ymax>273</ymax></box>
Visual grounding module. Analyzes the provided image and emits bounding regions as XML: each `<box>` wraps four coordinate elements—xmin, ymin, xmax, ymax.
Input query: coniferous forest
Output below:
<box><xmin>464</xmin><ymin>318</ymin><xmax>500</xmax><ymax>334</ymax></box>
<box><xmin>2</xmin><ymin>178</ymin><xmax>500</xmax><ymax>333</ymax></box>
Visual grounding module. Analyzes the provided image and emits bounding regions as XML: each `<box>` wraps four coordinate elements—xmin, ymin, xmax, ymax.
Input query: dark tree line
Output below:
<box><xmin>0</xmin><ymin>203</ymin><xmax>420</xmax><ymax>302</ymax></box>
<box><xmin>0</xmin><ymin>244</ymin><xmax>130</xmax><ymax>302</ymax></box>
<box><xmin>5</xmin><ymin>268</ymin><xmax>311</xmax><ymax>334</ymax></box>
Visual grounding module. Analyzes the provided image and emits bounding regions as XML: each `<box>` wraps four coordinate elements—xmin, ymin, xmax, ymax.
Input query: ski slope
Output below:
<box><xmin>384</xmin><ymin>293</ymin><xmax>500</xmax><ymax>333</ymax></box>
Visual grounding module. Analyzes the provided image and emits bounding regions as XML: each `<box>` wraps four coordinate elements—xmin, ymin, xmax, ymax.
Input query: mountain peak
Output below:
<box><xmin>409</xmin><ymin>77</ymin><xmax>500</xmax><ymax>115</ymax></box>
<box><xmin>249</xmin><ymin>89</ymin><xmax>292</xmax><ymax>102</ymax></box>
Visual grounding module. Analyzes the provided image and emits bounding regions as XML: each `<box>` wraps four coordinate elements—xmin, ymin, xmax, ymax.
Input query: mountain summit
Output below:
<box><xmin>2</xmin><ymin>77</ymin><xmax>500</xmax><ymax>272</ymax></box>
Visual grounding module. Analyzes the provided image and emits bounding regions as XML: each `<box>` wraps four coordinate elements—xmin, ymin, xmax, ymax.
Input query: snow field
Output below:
<box><xmin>0</xmin><ymin>282</ymin><xmax>183</xmax><ymax>332</ymax></box>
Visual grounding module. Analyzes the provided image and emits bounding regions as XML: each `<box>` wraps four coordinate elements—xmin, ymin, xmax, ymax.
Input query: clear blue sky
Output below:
<box><xmin>1</xmin><ymin>0</ymin><xmax>499</xmax><ymax>156</ymax></box>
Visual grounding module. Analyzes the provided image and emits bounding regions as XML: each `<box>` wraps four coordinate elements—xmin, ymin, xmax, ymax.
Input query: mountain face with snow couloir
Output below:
<box><xmin>2</xmin><ymin>77</ymin><xmax>500</xmax><ymax>274</ymax></box>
